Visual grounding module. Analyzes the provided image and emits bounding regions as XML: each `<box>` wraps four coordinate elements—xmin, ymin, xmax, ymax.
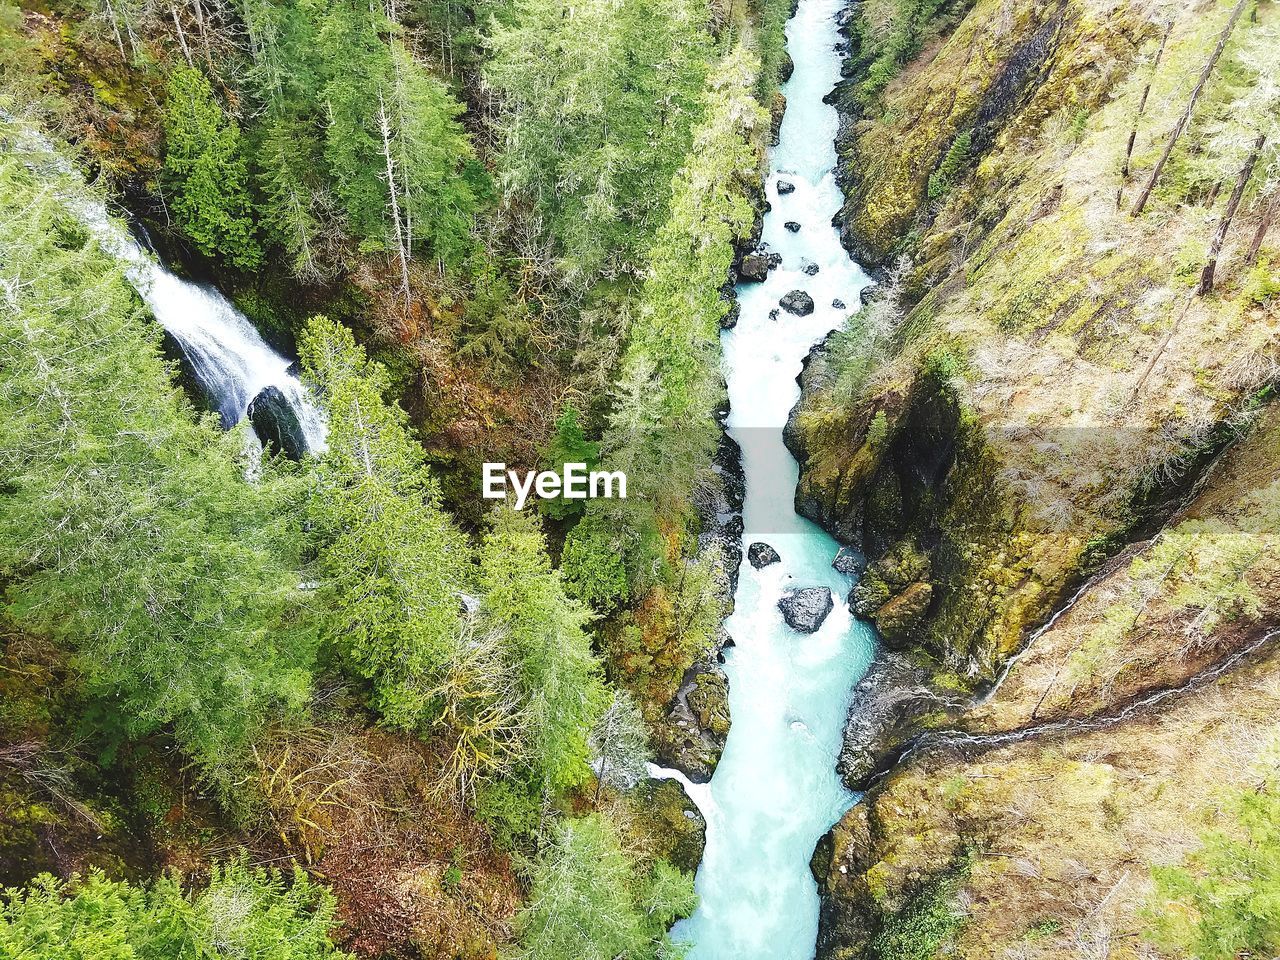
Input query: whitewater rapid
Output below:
<box><xmin>671</xmin><ymin>0</ymin><xmax>877</xmax><ymax>956</ymax></box>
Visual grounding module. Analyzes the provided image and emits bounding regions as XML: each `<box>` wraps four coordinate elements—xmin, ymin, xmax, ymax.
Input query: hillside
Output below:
<box><xmin>789</xmin><ymin>0</ymin><xmax>1280</xmax><ymax>953</ymax></box>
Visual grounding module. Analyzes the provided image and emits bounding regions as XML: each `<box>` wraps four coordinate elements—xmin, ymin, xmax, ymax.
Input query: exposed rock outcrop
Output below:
<box><xmin>248</xmin><ymin>386</ymin><xmax>306</xmax><ymax>461</ymax></box>
<box><xmin>780</xmin><ymin>289</ymin><xmax>815</xmax><ymax>315</ymax></box>
<box><xmin>748</xmin><ymin>542</ymin><xmax>782</xmax><ymax>568</ymax></box>
<box><xmin>778</xmin><ymin>587</ymin><xmax>834</xmax><ymax>632</ymax></box>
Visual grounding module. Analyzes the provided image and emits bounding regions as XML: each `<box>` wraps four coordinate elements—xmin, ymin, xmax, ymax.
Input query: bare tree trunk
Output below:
<box><xmin>1130</xmin><ymin>291</ymin><xmax>1195</xmax><ymax>402</ymax></box>
<box><xmin>1131</xmin><ymin>0</ymin><xmax>1248</xmax><ymax>217</ymax></box>
<box><xmin>171</xmin><ymin>4</ymin><xmax>194</xmax><ymax>65</ymax></box>
<box><xmin>102</xmin><ymin>0</ymin><xmax>128</xmax><ymax>57</ymax></box>
<box><xmin>1117</xmin><ymin>20</ymin><xmax>1173</xmax><ymax>209</ymax></box>
<box><xmin>1245</xmin><ymin>188</ymin><xmax>1279</xmax><ymax>265</ymax></box>
<box><xmin>377</xmin><ymin>93</ymin><xmax>412</xmax><ymax>312</ymax></box>
<box><xmin>1198</xmin><ymin>131</ymin><xmax>1266</xmax><ymax>295</ymax></box>
<box><xmin>1204</xmin><ymin>179</ymin><xmax>1223</xmax><ymax>208</ymax></box>
<box><xmin>190</xmin><ymin>0</ymin><xmax>213</xmax><ymax>64</ymax></box>
<box><xmin>594</xmin><ymin>755</ymin><xmax>607</xmax><ymax>806</ymax></box>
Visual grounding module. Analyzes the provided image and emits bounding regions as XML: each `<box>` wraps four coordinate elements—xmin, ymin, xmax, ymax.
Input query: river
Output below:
<box><xmin>671</xmin><ymin>0</ymin><xmax>877</xmax><ymax>956</ymax></box>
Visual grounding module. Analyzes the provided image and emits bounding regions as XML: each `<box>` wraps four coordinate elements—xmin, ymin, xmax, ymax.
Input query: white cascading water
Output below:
<box><xmin>671</xmin><ymin>0</ymin><xmax>876</xmax><ymax>956</ymax></box>
<box><xmin>3</xmin><ymin>116</ymin><xmax>325</xmax><ymax>450</ymax></box>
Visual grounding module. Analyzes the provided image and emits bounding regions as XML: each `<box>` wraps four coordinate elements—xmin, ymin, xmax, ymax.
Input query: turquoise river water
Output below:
<box><xmin>670</xmin><ymin>0</ymin><xmax>877</xmax><ymax>956</ymax></box>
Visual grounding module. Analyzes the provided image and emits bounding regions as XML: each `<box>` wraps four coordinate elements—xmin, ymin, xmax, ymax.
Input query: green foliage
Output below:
<box><xmin>849</xmin><ymin>0</ymin><xmax>966</xmax><ymax>108</ymax></box>
<box><xmin>240</xmin><ymin>0</ymin><xmax>484</xmax><ymax>273</ymax></box>
<box><xmin>475</xmin><ymin>778</ymin><xmax>544</xmax><ymax>849</ymax></box>
<box><xmin>1243</xmin><ymin>256</ymin><xmax>1280</xmax><ymax>304</ymax></box>
<box><xmin>927</xmin><ymin>130</ymin><xmax>971</xmax><ymax>200</ymax></box>
<box><xmin>163</xmin><ymin>66</ymin><xmax>262</xmax><ymax>268</ymax></box>
<box><xmin>753</xmin><ymin>0</ymin><xmax>795</xmax><ymax>102</ymax></box>
<box><xmin>511</xmin><ymin>814</ymin><xmax>696</xmax><ymax>960</ymax></box>
<box><xmin>0</xmin><ymin>126</ymin><xmax>314</xmax><ymax>786</ymax></box>
<box><xmin>868</xmin><ymin>853</ymin><xmax>971</xmax><ymax>960</ymax></box>
<box><xmin>0</xmin><ymin>863</ymin><xmax>350</xmax><ymax>958</ymax></box>
<box><xmin>478</xmin><ymin>507</ymin><xmax>607</xmax><ymax>793</ymax></box>
<box><xmin>300</xmin><ymin>314</ymin><xmax>470</xmax><ymax>729</ymax></box>
<box><xmin>539</xmin><ymin>405</ymin><xmax>600</xmax><ymax>520</ymax></box>
<box><xmin>1145</xmin><ymin>784</ymin><xmax>1280</xmax><ymax>960</ymax></box>
<box><xmin>566</xmin><ymin>42</ymin><xmax>765</xmax><ymax>606</ymax></box>
<box><xmin>561</xmin><ymin>510</ymin><xmax>632</xmax><ymax>612</ymax></box>
<box><xmin>486</xmin><ymin>0</ymin><xmax>713</xmax><ymax>283</ymax></box>
<box><xmin>457</xmin><ymin>250</ymin><xmax>538</xmax><ymax>369</ymax></box>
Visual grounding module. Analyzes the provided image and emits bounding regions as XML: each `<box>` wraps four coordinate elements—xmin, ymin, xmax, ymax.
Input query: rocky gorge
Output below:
<box><xmin>786</xmin><ymin>0</ymin><xmax>1280</xmax><ymax>954</ymax></box>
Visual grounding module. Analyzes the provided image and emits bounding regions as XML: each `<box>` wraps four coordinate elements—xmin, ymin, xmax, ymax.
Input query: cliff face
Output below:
<box><xmin>814</xmin><ymin>406</ymin><xmax>1280</xmax><ymax>958</ymax></box>
<box><xmin>793</xmin><ymin>0</ymin><xmax>1279</xmax><ymax>681</ymax></box>
<box><xmin>801</xmin><ymin>0</ymin><xmax>1280</xmax><ymax>952</ymax></box>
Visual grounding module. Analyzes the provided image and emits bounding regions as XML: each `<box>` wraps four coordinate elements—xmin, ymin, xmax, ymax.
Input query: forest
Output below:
<box><xmin>3</xmin><ymin>0</ymin><xmax>1280</xmax><ymax>953</ymax></box>
<box><xmin>0</xmin><ymin>0</ymin><xmax>786</xmax><ymax>952</ymax></box>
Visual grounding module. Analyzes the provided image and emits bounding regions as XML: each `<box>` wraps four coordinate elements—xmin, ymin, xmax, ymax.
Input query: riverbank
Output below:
<box><xmin>794</xmin><ymin>0</ymin><xmax>1280</xmax><ymax>952</ymax></box>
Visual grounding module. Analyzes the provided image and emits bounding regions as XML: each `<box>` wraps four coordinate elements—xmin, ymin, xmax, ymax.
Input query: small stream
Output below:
<box><xmin>672</xmin><ymin>1</ymin><xmax>876</xmax><ymax>957</ymax></box>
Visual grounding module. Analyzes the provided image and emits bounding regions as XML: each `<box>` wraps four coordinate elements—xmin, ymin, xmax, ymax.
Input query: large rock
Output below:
<box><xmin>739</xmin><ymin>253</ymin><xmax>771</xmax><ymax>282</ymax></box>
<box><xmin>784</xmin><ymin>220</ymin><xmax>802</xmax><ymax>232</ymax></box>
<box><xmin>247</xmin><ymin>386</ymin><xmax>306</xmax><ymax>461</ymax></box>
<box><xmin>802</xmin><ymin>260</ymin><xmax>820</xmax><ymax>276</ymax></box>
<box><xmin>832</xmin><ymin>548</ymin><xmax>864</xmax><ymax>576</ymax></box>
<box><xmin>748</xmin><ymin>542</ymin><xmax>781</xmax><ymax>568</ymax></box>
<box><xmin>777</xmin><ymin>179</ymin><xmax>796</xmax><ymax>195</ymax></box>
<box><xmin>874</xmin><ymin>581</ymin><xmax>934</xmax><ymax>647</ymax></box>
<box><xmin>780</xmin><ymin>290</ymin><xmax>815</xmax><ymax>316</ymax></box>
<box><xmin>778</xmin><ymin>587</ymin><xmax>834</xmax><ymax>633</ymax></box>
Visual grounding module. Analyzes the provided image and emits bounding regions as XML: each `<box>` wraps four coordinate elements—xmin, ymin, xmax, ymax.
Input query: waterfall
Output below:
<box><xmin>2</xmin><ymin>115</ymin><xmax>326</xmax><ymax>455</ymax></box>
<box><xmin>671</xmin><ymin>0</ymin><xmax>877</xmax><ymax>957</ymax></box>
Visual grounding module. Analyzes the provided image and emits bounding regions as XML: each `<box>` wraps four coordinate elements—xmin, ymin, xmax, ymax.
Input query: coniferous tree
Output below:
<box><xmin>0</xmin><ymin>136</ymin><xmax>313</xmax><ymax>786</ymax></box>
<box><xmin>512</xmin><ymin>815</ymin><xmax>695</xmax><ymax>960</ymax></box>
<box><xmin>477</xmin><ymin>507</ymin><xmax>606</xmax><ymax>794</ymax></box>
<box><xmin>163</xmin><ymin>65</ymin><xmax>262</xmax><ymax>267</ymax></box>
<box><xmin>300</xmin><ymin>314</ymin><xmax>471</xmax><ymax>729</ymax></box>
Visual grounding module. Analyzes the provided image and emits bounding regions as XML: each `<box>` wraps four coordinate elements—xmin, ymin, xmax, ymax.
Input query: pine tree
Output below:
<box><xmin>477</xmin><ymin>507</ymin><xmax>607</xmax><ymax>794</ymax></box>
<box><xmin>163</xmin><ymin>65</ymin><xmax>262</xmax><ymax>268</ymax></box>
<box><xmin>512</xmin><ymin>815</ymin><xmax>696</xmax><ymax>960</ymax></box>
<box><xmin>0</xmin><ymin>133</ymin><xmax>314</xmax><ymax>787</ymax></box>
<box><xmin>299</xmin><ymin>315</ymin><xmax>470</xmax><ymax>729</ymax></box>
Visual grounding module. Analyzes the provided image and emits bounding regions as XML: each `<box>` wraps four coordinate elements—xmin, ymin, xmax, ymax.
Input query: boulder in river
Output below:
<box><xmin>832</xmin><ymin>298</ymin><xmax>846</xmax><ymax>310</ymax></box>
<box><xmin>769</xmin><ymin>309</ymin><xmax>781</xmax><ymax>321</ymax></box>
<box><xmin>784</xmin><ymin>220</ymin><xmax>802</xmax><ymax>233</ymax></box>
<box><xmin>777</xmin><ymin>179</ymin><xmax>796</xmax><ymax>195</ymax></box>
<box><xmin>778</xmin><ymin>587</ymin><xmax>834</xmax><ymax>633</ymax></box>
<box><xmin>748</xmin><ymin>542</ymin><xmax>781</xmax><ymax>568</ymax></box>
<box><xmin>739</xmin><ymin>253</ymin><xmax>771</xmax><ymax>282</ymax></box>
<box><xmin>780</xmin><ymin>290</ymin><xmax>815</xmax><ymax>316</ymax></box>
<box><xmin>802</xmin><ymin>261</ymin><xmax>820</xmax><ymax>276</ymax></box>
<box><xmin>248</xmin><ymin>386</ymin><xmax>306</xmax><ymax>461</ymax></box>
<box><xmin>833</xmin><ymin>548</ymin><xmax>864</xmax><ymax>576</ymax></box>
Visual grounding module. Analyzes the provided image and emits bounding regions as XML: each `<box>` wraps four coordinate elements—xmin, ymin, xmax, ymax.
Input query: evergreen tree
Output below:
<box><xmin>486</xmin><ymin>0</ymin><xmax>712</xmax><ymax>282</ymax></box>
<box><xmin>539</xmin><ymin>404</ymin><xmax>599</xmax><ymax>520</ymax></box>
<box><xmin>300</xmin><ymin>315</ymin><xmax>471</xmax><ymax>729</ymax></box>
<box><xmin>477</xmin><ymin>507</ymin><xmax>607</xmax><ymax>794</ymax></box>
<box><xmin>0</xmin><ymin>132</ymin><xmax>313</xmax><ymax>787</ymax></box>
<box><xmin>0</xmin><ymin>863</ymin><xmax>350</xmax><ymax>958</ymax></box>
<box><xmin>163</xmin><ymin>65</ymin><xmax>262</xmax><ymax>268</ymax></box>
<box><xmin>512</xmin><ymin>814</ymin><xmax>696</xmax><ymax>960</ymax></box>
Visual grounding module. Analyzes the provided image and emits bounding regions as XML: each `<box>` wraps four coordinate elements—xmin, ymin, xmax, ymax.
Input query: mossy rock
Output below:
<box><xmin>628</xmin><ymin>779</ymin><xmax>706</xmax><ymax>874</ymax></box>
<box><xmin>687</xmin><ymin>671</ymin><xmax>731</xmax><ymax>737</ymax></box>
<box><xmin>874</xmin><ymin>581</ymin><xmax>934</xmax><ymax>648</ymax></box>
